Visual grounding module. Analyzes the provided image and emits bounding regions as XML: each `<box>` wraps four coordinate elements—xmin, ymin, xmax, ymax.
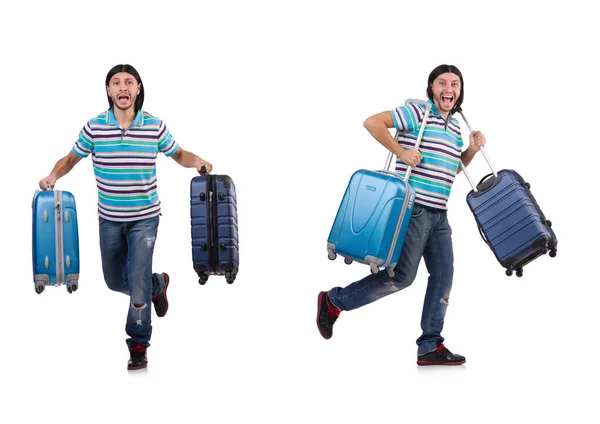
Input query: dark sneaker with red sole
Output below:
<box><xmin>128</xmin><ymin>344</ymin><xmax>148</xmax><ymax>370</ymax></box>
<box><xmin>417</xmin><ymin>343</ymin><xmax>466</xmax><ymax>366</ymax></box>
<box><xmin>152</xmin><ymin>273</ymin><xmax>170</xmax><ymax>317</ymax></box>
<box><xmin>316</xmin><ymin>291</ymin><xmax>340</xmax><ymax>340</ymax></box>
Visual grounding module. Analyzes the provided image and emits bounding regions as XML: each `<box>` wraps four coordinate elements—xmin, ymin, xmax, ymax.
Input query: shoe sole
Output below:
<box><xmin>316</xmin><ymin>292</ymin><xmax>331</xmax><ymax>340</ymax></box>
<box><xmin>417</xmin><ymin>360</ymin><xmax>466</xmax><ymax>366</ymax></box>
<box><xmin>127</xmin><ymin>363</ymin><xmax>148</xmax><ymax>371</ymax></box>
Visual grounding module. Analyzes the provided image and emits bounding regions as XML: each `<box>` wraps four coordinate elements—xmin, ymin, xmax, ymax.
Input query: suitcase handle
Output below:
<box><xmin>457</xmin><ymin>111</ymin><xmax>498</xmax><ymax>192</ymax></box>
<box><xmin>45</xmin><ymin>183</ymin><xmax>51</xmax><ymax>190</ymax></box>
<box><xmin>200</xmin><ymin>166</ymin><xmax>207</xmax><ymax>175</ymax></box>
<box><xmin>477</xmin><ymin>225</ymin><xmax>490</xmax><ymax>246</ymax></box>
<box><xmin>478</xmin><ymin>173</ymin><xmax>493</xmax><ymax>186</ymax></box>
<box><xmin>475</xmin><ymin>173</ymin><xmax>500</xmax><ymax>192</ymax></box>
<box><xmin>384</xmin><ymin>98</ymin><xmax>432</xmax><ymax>183</ymax></box>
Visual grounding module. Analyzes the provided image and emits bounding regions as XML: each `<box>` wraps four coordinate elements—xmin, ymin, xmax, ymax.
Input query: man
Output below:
<box><xmin>39</xmin><ymin>64</ymin><xmax>213</xmax><ymax>370</ymax></box>
<box><xmin>316</xmin><ymin>64</ymin><xmax>486</xmax><ymax>366</ymax></box>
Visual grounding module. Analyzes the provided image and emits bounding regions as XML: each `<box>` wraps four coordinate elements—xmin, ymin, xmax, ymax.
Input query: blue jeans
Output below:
<box><xmin>328</xmin><ymin>203</ymin><xmax>454</xmax><ymax>355</ymax></box>
<box><xmin>98</xmin><ymin>215</ymin><xmax>166</xmax><ymax>349</ymax></box>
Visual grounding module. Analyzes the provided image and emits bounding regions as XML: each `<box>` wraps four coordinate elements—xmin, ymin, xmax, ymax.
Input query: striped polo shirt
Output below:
<box><xmin>390</xmin><ymin>100</ymin><xmax>463</xmax><ymax>210</ymax></box>
<box><xmin>72</xmin><ymin>109</ymin><xmax>179</xmax><ymax>222</ymax></box>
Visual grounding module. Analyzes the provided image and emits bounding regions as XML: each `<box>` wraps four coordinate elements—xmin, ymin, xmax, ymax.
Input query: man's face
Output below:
<box><xmin>106</xmin><ymin>72</ymin><xmax>141</xmax><ymax>112</ymax></box>
<box><xmin>430</xmin><ymin>72</ymin><xmax>461</xmax><ymax>115</ymax></box>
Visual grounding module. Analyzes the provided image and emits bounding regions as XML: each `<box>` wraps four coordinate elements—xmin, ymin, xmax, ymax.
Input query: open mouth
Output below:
<box><xmin>441</xmin><ymin>95</ymin><xmax>454</xmax><ymax>107</ymax></box>
<box><xmin>117</xmin><ymin>94</ymin><xmax>130</xmax><ymax>102</ymax></box>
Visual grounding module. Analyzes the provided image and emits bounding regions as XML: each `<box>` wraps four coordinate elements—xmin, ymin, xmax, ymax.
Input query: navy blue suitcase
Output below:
<box><xmin>460</xmin><ymin>113</ymin><xmax>557</xmax><ymax>277</ymax></box>
<box><xmin>190</xmin><ymin>168</ymin><xmax>239</xmax><ymax>284</ymax></box>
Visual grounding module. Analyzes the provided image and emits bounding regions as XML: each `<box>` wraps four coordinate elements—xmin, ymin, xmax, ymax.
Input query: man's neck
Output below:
<box><xmin>113</xmin><ymin>107</ymin><xmax>136</xmax><ymax>129</ymax></box>
<box><xmin>432</xmin><ymin>101</ymin><xmax>450</xmax><ymax>120</ymax></box>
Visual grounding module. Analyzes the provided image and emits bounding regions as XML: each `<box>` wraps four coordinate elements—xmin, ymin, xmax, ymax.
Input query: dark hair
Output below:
<box><xmin>426</xmin><ymin>64</ymin><xmax>464</xmax><ymax>114</ymax></box>
<box><xmin>105</xmin><ymin>64</ymin><xmax>145</xmax><ymax>113</ymax></box>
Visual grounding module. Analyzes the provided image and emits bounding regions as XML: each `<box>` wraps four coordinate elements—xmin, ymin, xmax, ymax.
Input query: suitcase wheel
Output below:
<box><xmin>370</xmin><ymin>263</ymin><xmax>379</xmax><ymax>274</ymax></box>
<box><xmin>327</xmin><ymin>250</ymin><xmax>337</xmax><ymax>261</ymax></box>
<box><xmin>546</xmin><ymin>220</ymin><xmax>552</xmax><ymax>227</ymax></box>
<box><xmin>505</xmin><ymin>269</ymin><xmax>513</xmax><ymax>277</ymax></box>
<box><xmin>225</xmin><ymin>272</ymin><xmax>235</xmax><ymax>284</ymax></box>
<box><xmin>67</xmin><ymin>283</ymin><xmax>78</xmax><ymax>294</ymax></box>
<box><xmin>524</xmin><ymin>182</ymin><xmax>530</xmax><ymax>189</ymax></box>
<box><xmin>35</xmin><ymin>282</ymin><xmax>45</xmax><ymax>294</ymax></box>
<box><xmin>344</xmin><ymin>257</ymin><xmax>353</xmax><ymax>265</ymax></box>
<box><xmin>198</xmin><ymin>275</ymin><xmax>209</xmax><ymax>285</ymax></box>
<box><xmin>516</xmin><ymin>269</ymin><xmax>523</xmax><ymax>278</ymax></box>
<box><xmin>549</xmin><ymin>249</ymin><xmax>557</xmax><ymax>258</ymax></box>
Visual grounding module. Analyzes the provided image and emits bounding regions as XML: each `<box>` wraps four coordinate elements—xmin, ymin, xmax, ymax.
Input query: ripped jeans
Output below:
<box><xmin>99</xmin><ymin>215</ymin><xmax>166</xmax><ymax>349</ymax></box>
<box><xmin>327</xmin><ymin>203</ymin><xmax>454</xmax><ymax>355</ymax></box>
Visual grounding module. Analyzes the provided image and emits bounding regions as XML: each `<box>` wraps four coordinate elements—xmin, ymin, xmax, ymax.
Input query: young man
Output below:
<box><xmin>316</xmin><ymin>64</ymin><xmax>486</xmax><ymax>366</ymax></box>
<box><xmin>39</xmin><ymin>64</ymin><xmax>213</xmax><ymax>370</ymax></box>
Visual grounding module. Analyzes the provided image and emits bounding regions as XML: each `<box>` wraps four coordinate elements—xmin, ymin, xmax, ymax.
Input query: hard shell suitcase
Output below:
<box><xmin>190</xmin><ymin>168</ymin><xmax>239</xmax><ymax>285</ymax></box>
<box><xmin>31</xmin><ymin>186</ymin><xmax>80</xmax><ymax>294</ymax></box>
<box><xmin>459</xmin><ymin>113</ymin><xmax>557</xmax><ymax>277</ymax></box>
<box><xmin>326</xmin><ymin>99</ymin><xmax>431</xmax><ymax>277</ymax></box>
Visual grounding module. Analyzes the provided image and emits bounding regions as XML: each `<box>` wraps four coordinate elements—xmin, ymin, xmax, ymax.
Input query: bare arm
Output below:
<box><xmin>457</xmin><ymin>130</ymin><xmax>486</xmax><ymax>174</ymax></box>
<box><xmin>363</xmin><ymin>111</ymin><xmax>422</xmax><ymax>168</ymax></box>
<box><xmin>39</xmin><ymin>151</ymin><xmax>82</xmax><ymax>189</ymax></box>
<box><xmin>171</xmin><ymin>147</ymin><xmax>213</xmax><ymax>174</ymax></box>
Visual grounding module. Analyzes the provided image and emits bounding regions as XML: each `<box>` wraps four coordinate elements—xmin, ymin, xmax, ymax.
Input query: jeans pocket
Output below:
<box><xmin>411</xmin><ymin>204</ymin><xmax>425</xmax><ymax>218</ymax></box>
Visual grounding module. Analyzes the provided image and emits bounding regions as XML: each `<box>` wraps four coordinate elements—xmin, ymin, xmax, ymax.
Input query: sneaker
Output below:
<box><xmin>128</xmin><ymin>344</ymin><xmax>148</xmax><ymax>370</ymax></box>
<box><xmin>316</xmin><ymin>291</ymin><xmax>340</xmax><ymax>340</ymax></box>
<box><xmin>417</xmin><ymin>343</ymin><xmax>466</xmax><ymax>366</ymax></box>
<box><xmin>152</xmin><ymin>273</ymin><xmax>170</xmax><ymax>317</ymax></box>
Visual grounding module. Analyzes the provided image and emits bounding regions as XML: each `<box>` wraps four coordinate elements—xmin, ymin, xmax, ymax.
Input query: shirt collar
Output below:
<box><xmin>106</xmin><ymin>108</ymin><xmax>144</xmax><ymax>127</ymax></box>
<box><xmin>428</xmin><ymin>99</ymin><xmax>441</xmax><ymax>116</ymax></box>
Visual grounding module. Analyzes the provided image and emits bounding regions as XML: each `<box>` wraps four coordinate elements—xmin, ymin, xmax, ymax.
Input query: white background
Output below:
<box><xmin>0</xmin><ymin>0</ymin><xmax>597</xmax><ymax>422</ymax></box>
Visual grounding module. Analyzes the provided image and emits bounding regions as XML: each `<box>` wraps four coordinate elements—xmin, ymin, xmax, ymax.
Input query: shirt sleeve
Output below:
<box><xmin>72</xmin><ymin>122</ymin><xmax>94</xmax><ymax>158</ymax></box>
<box><xmin>390</xmin><ymin>103</ymin><xmax>424</xmax><ymax>133</ymax></box>
<box><xmin>157</xmin><ymin>121</ymin><xmax>179</xmax><ymax>157</ymax></box>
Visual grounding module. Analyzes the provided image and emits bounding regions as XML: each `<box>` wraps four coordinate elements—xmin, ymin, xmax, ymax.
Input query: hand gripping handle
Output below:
<box><xmin>384</xmin><ymin>99</ymin><xmax>432</xmax><ymax>182</ymax></box>
<box><xmin>458</xmin><ymin>111</ymin><xmax>497</xmax><ymax>192</ymax></box>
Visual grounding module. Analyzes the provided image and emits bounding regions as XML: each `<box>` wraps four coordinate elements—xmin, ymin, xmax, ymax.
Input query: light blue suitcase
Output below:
<box><xmin>32</xmin><ymin>186</ymin><xmax>80</xmax><ymax>294</ymax></box>
<box><xmin>327</xmin><ymin>99</ymin><xmax>431</xmax><ymax>277</ymax></box>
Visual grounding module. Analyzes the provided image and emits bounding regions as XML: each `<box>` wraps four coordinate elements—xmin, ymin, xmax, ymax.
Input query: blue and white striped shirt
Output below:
<box><xmin>72</xmin><ymin>109</ymin><xmax>179</xmax><ymax>221</ymax></box>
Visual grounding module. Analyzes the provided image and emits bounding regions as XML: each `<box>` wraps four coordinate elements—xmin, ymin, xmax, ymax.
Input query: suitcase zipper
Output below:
<box><xmin>383</xmin><ymin>177</ymin><xmax>412</xmax><ymax>268</ymax></box>
<box><xmin>55</xmin><ymin>191</ymin><xmax>65</xmax><ymax>286</ymax></box>
<box><xmin>207</xmin><ymin>175</ymin><xmax>219</xmax><ymax>272</ymax></box>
